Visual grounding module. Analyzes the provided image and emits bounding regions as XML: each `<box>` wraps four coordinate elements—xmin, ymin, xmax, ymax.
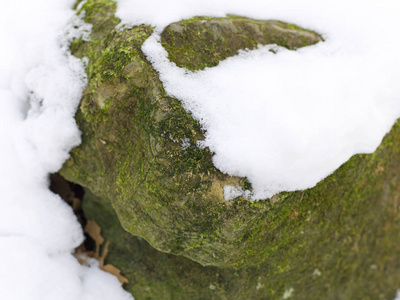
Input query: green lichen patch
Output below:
<box><xmin>161</xmin><ymin>15</ymin><xmax>323</xmax><ymax>71</ymax></box>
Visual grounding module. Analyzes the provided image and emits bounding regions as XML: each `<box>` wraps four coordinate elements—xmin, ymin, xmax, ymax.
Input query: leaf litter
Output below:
<box><xmin>50</xmin><ymin>174</ymin><xmax>129</xmax><ymax>285</ymax></box>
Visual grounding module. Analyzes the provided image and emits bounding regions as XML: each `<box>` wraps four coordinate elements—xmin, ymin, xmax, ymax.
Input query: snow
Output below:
<box><xmin>224</xmin><ymin>185</ymin><xmax>252</xmax><ymax>201</ymax></box>
<box><xmin>115</xmin><ymin>0</ymin><xmax>400</xmax><ymax>199</ymax></box>
<box><xmin>0</xmin><ymin>0</ymin><xmax>132</xmax><ymax>299</ymax></box>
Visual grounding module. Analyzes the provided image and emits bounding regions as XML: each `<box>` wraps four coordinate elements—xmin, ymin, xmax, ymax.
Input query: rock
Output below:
<box><xmin>63</xmin><ymin>0</ymin><xmax>323</xmax><ymax>268</ymax></box>
<box><xmin>61</xmin><ymin>0</ymin><xmax>400</xmax><ymax>298</ymax></box>
<box><xmin>161</xmin><ymin>15</ymin><xmax>323</xmax><ymax>71</ymax></box>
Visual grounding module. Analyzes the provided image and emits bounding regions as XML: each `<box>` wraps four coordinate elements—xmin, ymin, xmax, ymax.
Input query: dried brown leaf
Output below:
<box><xmin>82</xmin><ymin>220</ymin><xmax>128</xmax><ymax>285</ymax></box>
<box><xmin>99</xmin><ymin>241</ymin><xmax>109</xmax><ymax>268</ymax></box>
<box><xmin>85</xmin><ymin>220</ymin><xmax>104</xmax><ymax>246</ymax></box>
<box><xmin>102</xmin><ymin>264</ymin><xmax>129</xmax><ymax>284</ymax></box>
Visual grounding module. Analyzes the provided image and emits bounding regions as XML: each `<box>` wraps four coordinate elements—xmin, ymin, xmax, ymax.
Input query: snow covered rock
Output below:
<box><xmin>61</xmin><ymin>0</ymin><xmax>400</xmax><ymax>298</ymax></box>
<box><xmin>61</xmin><ymin>0</ymin><xmax>322</xmax><ymax>268</ymax></box>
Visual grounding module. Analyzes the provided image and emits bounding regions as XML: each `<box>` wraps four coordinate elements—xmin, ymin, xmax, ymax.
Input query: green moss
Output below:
<box><xmin>79</xmin><ymin>0</ymin><xmax>119</xmax><ymax>27</ymax></box>
<box><xmin>161</xmin><ymin>15</ymin><xmax>323</xmax><ymax>71</ymax></box>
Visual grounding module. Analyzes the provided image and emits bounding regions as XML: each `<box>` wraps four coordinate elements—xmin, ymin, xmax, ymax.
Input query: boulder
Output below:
<box><xmin>61</xmin><ymin>0</ymin><xmax>400</xmax><ymax>298</ymax></box>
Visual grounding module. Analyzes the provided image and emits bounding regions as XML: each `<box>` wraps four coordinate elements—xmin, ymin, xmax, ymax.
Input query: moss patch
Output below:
<box><xmin>161</xmin><ymin>15</ymin><xmax>323</xmax><ymax>71</ymax></box>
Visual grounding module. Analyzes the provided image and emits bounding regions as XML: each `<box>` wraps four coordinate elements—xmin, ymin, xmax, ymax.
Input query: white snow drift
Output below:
<box><xmin>0</xmin><ymin>0</ymin><xmax>132</xmax><ymax>299</ymax></box>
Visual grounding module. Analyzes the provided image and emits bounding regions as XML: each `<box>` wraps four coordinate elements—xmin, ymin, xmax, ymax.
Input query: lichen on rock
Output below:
<box><xmin>61</xmin><ymin>0</ymin><xmax>400</xmax><ymax>298</ymax></box>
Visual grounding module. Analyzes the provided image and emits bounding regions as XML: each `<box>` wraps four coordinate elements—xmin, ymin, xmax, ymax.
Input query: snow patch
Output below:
<box><xmin>0</xmin><ymin>0</ymin><xmax>133</xmax><ymax>299</ymax></box>
<box><xmin>223</xmin><ymin>185</ymin><xmax>252</xmax><ymax>201</ymax></box>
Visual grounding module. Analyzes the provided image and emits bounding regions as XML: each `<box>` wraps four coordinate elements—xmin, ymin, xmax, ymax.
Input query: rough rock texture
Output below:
<box><xmin>61</xmin><ymin>0</ymin><xmax>400</xmax><ymax>299</ymax></box>
<box><xmin>161</xmin><ymin>15</ymin><xmax>323</xmax><ymax>71</ymax></box>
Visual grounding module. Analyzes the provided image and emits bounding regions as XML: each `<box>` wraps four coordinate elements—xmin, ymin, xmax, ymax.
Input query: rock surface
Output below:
<box><xmin>61</xmin><ymin>0</ymin><xmax>400</xmax><ymax>298</ymax></box>
<box><xmin>63</xmin><ymin>0</ymin><xmax>323</xmax><ymax>268</ymax></box>
<box><xmin>161</xmin><ymin>15</ymin><xmax>323</xmax><ymax>71</ymax></box>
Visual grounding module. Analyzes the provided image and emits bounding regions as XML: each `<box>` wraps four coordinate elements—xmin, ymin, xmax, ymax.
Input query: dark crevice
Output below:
<box><xmin>49</xmin><ymin>173</ymin><xmax>95</xmax><ymax>252</ymax></box>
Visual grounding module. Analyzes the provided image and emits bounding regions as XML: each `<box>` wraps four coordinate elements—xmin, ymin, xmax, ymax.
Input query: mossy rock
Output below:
<box><xmin>82</xmin><ymin>178</ymin><xmax>400</xmax><ymax>299</ymax></box>
<box><xmin>61</xmin><ymin>0</ymin><xmax>400</xmax><ymax>298</ymax></box>
<box><xmin>161</xmin><ymin>15</ymin><xmax>322</xmax><ymax>71</ymax></box>
<box><xmin>62</xmin><ymin>0</ymin><xmax>324</xmax><ymax>268</ymax></box>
